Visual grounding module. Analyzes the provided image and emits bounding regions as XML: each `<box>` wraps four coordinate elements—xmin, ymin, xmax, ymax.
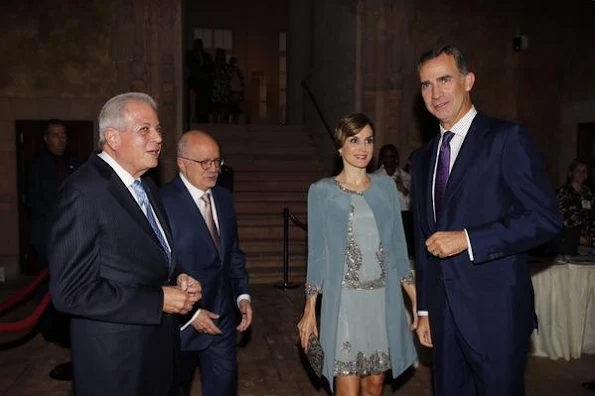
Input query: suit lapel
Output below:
<box><xmin>174</xmin><ymin>176</ymin><xmax>221</xmax><ymax>257</ymax></box>
<box><xmin>211</xmin><ymin>187</ymin><xmax>228</xmax><ymax>260</ymax></box>
<box><xmin>424</xmin><ymin>136</ymin><xmax>440</xmax><ymax>230</ymax></box>
<box><xmin>92</xmin><ymin>155</ymin><xmax>158</xmax><ymax>242</ymax></box>
<box><xmin>92</xmin><ymin>155</ymin><xmax>171</xmax><ymax>269</ymax></box>
<box><xmin>441</xmin><ymin>113</ymin><xmax>490</xmax><ymax>217</ymax></box>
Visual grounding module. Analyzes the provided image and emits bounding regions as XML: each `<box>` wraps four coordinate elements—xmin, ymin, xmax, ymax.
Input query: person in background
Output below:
<box><xmin>28</xmin><ymin>119</ymin><xmax>82</xmax><ymax>381</ymax></box>
<box><xmin>557</xmin><ymin>159</ymin><xmax>595</xmax><ymax>246</ymax></box>
<box><xmin>187</xmin><ymin>38</ymin><xmax>213</xmax><ymax>123</ymax></box>
<box><xmin>298</xmin><ymin>113</ymin><xmax>417</xmax><ymax>395</ymax></box>
<box><xmin>376</xmin><ymin>144</ymin><xmax>414</xmax><ymax>257</ymax></box>
<box><xmin>211</xmin><ymin>48</ymin><xmax>231</xmax><ymax>124</ymax></box>
<box><xmin>228</xmin><ymin>57</ymin><xmax>245</xmax><ymax>124</ymax></box>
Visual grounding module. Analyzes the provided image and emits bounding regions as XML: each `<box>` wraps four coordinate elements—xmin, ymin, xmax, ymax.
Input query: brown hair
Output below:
<box><xmin>567</xmin><ymin>158</ymin><xmax>588</xmax><ymax>184</ymax></box>
<box><xmin>417</xmin><ymin>45</ymin><xmax>470</xmax><ymax>75</ymax></box>
<box><xmin>333</xmin><ymin>113</ymin><xmax>374</xmax><ymax>149</ymax></box>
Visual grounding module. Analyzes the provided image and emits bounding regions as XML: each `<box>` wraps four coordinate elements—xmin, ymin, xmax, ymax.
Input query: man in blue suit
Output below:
<box><xmin>160</xmin><ymin>130</ymin><xmax>252</xmax><ymax>396</ymax></box>
<box><xmin>48</xmin><ymin>93</ymin><xmax>202</xmax><ymax>396</ymax></box>
<box><xmin>411</xmin><ymin>46</ymin><xmax>562</xmax><ymax>395</ymax></box>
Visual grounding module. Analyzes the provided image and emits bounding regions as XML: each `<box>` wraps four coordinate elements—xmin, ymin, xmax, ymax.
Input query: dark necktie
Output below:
<box><xmin>131</xmin><ymin>180</ymin><xmax>171</xmax><ymax>264</ymax></box>
<box><xmin>201</xmin><ymin>192</ymin><xmax>220</xmax><ymax>251</ymax></box>
<box><xmin>434</xmin><ymin>131</ymin><xmax>455</xmax><ymax>219</ymax></box>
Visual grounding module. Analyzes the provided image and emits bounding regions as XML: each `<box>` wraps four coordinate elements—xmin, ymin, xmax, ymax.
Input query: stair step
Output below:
<box><xmin>248</xmin><ymin>271</ymin><xmax>306</xmax><ymax>285</ymax></box>
<box><xmin>237</xmin><ymin>213</ymin><xmax>307</xmax><ymax>227</ymax></box>
<box><xmin>239</xmin><ymin>225</ymin><xmax>306</xmax><ymax>240</ymax></box>
<box><xmin>242</xmin><ymin>239</ymin><xmax>306</xmax><ymax>254</ymax></box>
<box><xmin>232</xmin><ymin>162</ymin><xmax>323</xmax><ymax>173</ymax></box>
<box><xmin>246</xmin><ymin>256</ymin><xmax>307</xmax><ymax>285</ymax></box>
<box><xmin>234</xmin><ymin>180</ymin><xmax>312</xmax><ymax>192</ymax></box>
<box><xmin>223</xmin><ymin>146</ymin><xmax>317</xmax><ymax>157</ymax></box>
<box><xmin>246</xmin><ymin>251</ymin><xmax>306</xmax><ymax>262</ymax></box>
<box><xmin>234</xmin><ymin>171</ymin><xmax>323</xmax><ymax>182</ymax></box>
<box><xmin>235</xmin><ymin>191</ymin><xmax>307</xmax><ymax>203</ymax></box>
<box><xmin>236</xmin><ymin>201</ymin><xmax>307</xmax><ymax>215</ymax></box>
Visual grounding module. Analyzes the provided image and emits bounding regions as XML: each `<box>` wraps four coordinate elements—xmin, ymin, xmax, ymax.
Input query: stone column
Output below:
<box><xmin>356</xmin><ymin>0</ymin><xmax>415</xmax><ymax>159</ymax></box>
<box><xmin>116</xmin><ymin>0</ymin><xmax>183</xmax><ymax>184</ymax></box>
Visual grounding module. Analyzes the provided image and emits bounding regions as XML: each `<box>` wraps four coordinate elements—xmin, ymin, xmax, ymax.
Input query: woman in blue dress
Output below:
<box><xmin>298</xmin><ymin>113</ymin><xmax>418</xmax><ymax>395</ymax></box>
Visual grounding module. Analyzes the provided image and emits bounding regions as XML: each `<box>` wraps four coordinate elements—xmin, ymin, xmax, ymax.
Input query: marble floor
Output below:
<box><xmin>1</xmin><ymin>280</ymin><xmax>594</xmax><ymax>395</ymax></box>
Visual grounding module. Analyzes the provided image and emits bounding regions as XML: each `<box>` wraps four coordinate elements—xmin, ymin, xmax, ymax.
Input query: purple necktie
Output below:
<box><xmin>434</xmin><ymin>131</ymin><xmax>455</xmax><ymax>219</ymax></box>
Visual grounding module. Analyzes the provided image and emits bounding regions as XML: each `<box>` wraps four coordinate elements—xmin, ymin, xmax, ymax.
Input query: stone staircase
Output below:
<box><xmin>192</xmin><ymin>124</ymin><xmax>327</xmax><ymax>284</ymax></box>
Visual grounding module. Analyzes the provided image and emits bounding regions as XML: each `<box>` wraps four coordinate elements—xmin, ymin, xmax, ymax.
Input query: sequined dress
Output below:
<box><xmin>334</xmin><ymin>192</ymin><xmax>391</xmax><ymax>376</ymax></box>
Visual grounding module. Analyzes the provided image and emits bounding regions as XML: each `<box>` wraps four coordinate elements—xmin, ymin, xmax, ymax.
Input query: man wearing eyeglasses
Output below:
<box><xmin>160</xmin><ymin>130</ymin><xmax>252</xmax><ymax>396</ymax></box>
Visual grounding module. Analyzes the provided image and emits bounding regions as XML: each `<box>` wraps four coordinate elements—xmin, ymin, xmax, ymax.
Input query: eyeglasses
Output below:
<box><xmin>179</xmin><ymin>156</ymin><xmax>225</xmax><ymax>170</ymax></box>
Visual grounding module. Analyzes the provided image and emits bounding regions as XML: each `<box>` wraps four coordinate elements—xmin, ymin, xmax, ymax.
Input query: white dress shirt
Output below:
<box><xmin>179</xmin><ymin>173</ymin><xmax>250</xmax><ymax>312</ymax></box>
<box><xmin>418</xmin><ymin>107</ymin><xmax>477</xmax><ymax>317</ymax></box>
<box><xmin>97</xmin><ymin>151</ymin><xmax>171</xmax><ymax>253</ymax></box>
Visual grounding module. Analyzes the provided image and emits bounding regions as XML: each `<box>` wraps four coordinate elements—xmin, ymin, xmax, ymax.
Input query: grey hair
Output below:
<box><xmin>98</xmin><ymin>92</ymin><xmax>158</xmax><ymax>147</ymax></box>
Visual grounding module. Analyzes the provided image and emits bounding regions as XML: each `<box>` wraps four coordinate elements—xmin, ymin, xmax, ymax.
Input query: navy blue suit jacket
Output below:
<box><xmin>48</xmin><ymin>154</ymin><xmax>180</xmax><ymax>396</ymax></box>
<box><xmin>160</xmin><ymin>175</ymin><xmax>249</xmax><ymax>352</ymax></box>
<box><xmin>411</xmin><ymin>113</ymin><xmax>561</xmax><ymax>355</ymax></box>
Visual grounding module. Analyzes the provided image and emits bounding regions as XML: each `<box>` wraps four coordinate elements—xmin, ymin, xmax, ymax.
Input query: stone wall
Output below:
<box><xmin>297</xmin><ymin>0</ymin><xmax>595</xmax><ymax>183</ymax></box>
<box><xmin>301</xmin><ymin>0</ymin><xmax>358</xmax><ymax>170</ymax></box>
<box><xmin>0</xmin><ymin>0</ymin><xmax>183</xmax><ymax>279</ymax></box>
<box><xmin>404</xmin><ymin>0</ymin><xmax>595</xmax><ymax>185</ymax></box>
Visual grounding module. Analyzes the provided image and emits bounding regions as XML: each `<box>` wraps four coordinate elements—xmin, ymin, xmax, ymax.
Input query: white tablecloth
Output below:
<box><xmin>530</xmin><ymin>258</ymin><xmax>595</xmax><ymax>360</ymax></box>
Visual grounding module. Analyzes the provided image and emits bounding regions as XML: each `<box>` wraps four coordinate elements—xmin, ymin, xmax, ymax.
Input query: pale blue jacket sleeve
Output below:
<box><xmin>305</xmin><ymin>182</ymin><xmax>324</xmax><ymax>298</ymax></box>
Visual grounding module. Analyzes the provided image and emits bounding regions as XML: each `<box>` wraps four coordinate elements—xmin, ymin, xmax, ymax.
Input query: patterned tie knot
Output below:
<box><xmin>201</xmin><ymin>192</ymin><xmax>211</xmax><ymax>206</ymax></box>
<box><xmin>131</xmin><ymin>180</ymin><xmax>148</xmax><ymax>206</ymax></box>
<box><xmin>442</xmin><ymin>131</ymin><xmax>455</xmax><ymax>146</ymax></box>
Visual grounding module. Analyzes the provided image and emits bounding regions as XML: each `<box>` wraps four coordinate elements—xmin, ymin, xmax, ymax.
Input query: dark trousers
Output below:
<box><xmin>432</xmin><ymin>291</ymin><xmax>529</xmax><ymax>396</ymax></box>
<box><xmin>179</xmin><ymin>319</ymin><xmax>238</xmax><ymax>396</ymax></box>
<box><xmin>401</xmin><ymin>211</ymin><xmax>415</xmax><ymax>258</ymax></box>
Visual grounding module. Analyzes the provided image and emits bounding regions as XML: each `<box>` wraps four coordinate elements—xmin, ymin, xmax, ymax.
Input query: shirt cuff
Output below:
<box><xmin>464</xmin><ymin>229</ymin><xmax>474</xmax><ymax>261</ymax></box>
<box><xmin>417</xmin><ymin>311</ymin><xmax>429</xmax><ymax>316</ymax></box>
<box><xmin>237</xmin><ymin>294</ymin><xmax>251</xmax><ymax>308</ymax></box>
<box><xmin>180</xmin><ymin>309</ymin><xmax>201</xmax><ymax>332</ymax></box>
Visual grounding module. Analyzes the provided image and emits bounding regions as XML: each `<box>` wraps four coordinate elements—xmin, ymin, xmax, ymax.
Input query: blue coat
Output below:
<box><xmin>48</xmin><ymin>154</ymin><xmax>180</xmax><ymax>396</ymax></box>
<box><xmin>306</xmin><ymin>173</ymin><xmax>417</xmax><ymax>388</ymax></box>
<box><xmin>411</xmin><ymin>113</ymin><xmax>562</xmax><ymax>356</ymax></box>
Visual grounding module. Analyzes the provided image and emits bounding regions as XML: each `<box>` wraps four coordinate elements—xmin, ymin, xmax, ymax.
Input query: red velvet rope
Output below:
<box><xmin>0</xmin><ymin>269</ymin><xmax>52</xmax><ymax>334</ymax></box>
<box><xmin>0</xmin><ymin>269</ymin><xmax>49</xmax><ymax>314</ymax></box>
<box><xmin>0</xmin><ymin>292</ymin><xmax>51</xmax><ymax>334</ymax></box>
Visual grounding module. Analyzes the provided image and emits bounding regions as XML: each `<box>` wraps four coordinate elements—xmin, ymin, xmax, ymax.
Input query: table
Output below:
<box><xmin>530</xmin><ymin>257</ymin><xmax>595</xmax><ymax>360</ymax></box>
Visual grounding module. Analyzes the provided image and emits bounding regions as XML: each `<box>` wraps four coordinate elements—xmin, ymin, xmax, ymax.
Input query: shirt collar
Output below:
<box><xmin>97</xmin><ymin>151</ymin><xmax>137</xmax><ymax>187</ymax></box>
<box><xmin>439</xmin><ymin>106</ymin><xmax>478</xmax><ymax>138</ymax></box>
<box><xmin>179</xmin><ymin>172</ymin><xmax>211</xmax><ymax>202</ymax></box>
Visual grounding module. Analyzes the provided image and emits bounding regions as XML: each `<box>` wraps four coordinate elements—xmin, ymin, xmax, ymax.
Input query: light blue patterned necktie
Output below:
<box><xmin>131</xmin><ymin>180</ymin><xmax>171</xmax><ymax>264</ymax></box>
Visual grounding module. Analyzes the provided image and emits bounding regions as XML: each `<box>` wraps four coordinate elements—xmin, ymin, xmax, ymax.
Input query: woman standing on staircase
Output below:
<box><xmin>297</xmin><ymin>113</ymin><xmax>418</xmax><ymax>395</ymax></box>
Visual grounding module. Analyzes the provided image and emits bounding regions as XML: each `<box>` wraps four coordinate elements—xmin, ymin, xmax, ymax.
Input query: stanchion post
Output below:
<box><xmin>276</xmin><ymin>207</ymin><xmax>298</xmax><ymax>289</ymax></box>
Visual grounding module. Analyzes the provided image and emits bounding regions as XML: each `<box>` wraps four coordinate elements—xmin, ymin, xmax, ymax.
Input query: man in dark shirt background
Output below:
<box><xmin>27</xmin><ymin>119</ymin><xmax>81</xmax><ymax>381</ymax></box>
